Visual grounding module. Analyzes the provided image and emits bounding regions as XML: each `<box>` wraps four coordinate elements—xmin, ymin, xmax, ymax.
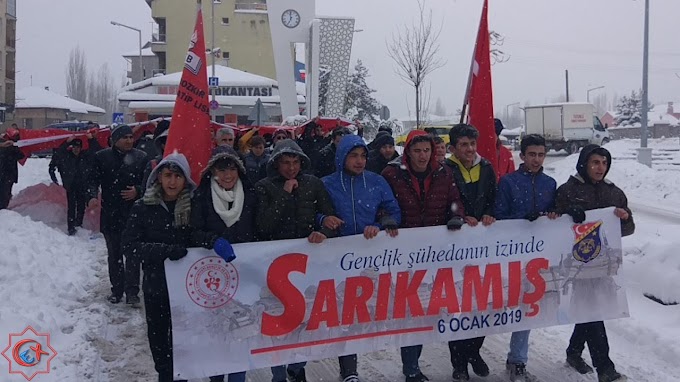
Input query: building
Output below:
<box><xmin>123</xmin><ymin>45</ymin><xmax>160</xmax><ymax>84</ymax></box>
<box><xmin>15</xmin><ymin>87</ymin><xmax>106</xmax><ymax>129</ymax></box>
<box><xmin>600</xmin><ymin>111</ymin><xmax>617</xmax><ymax>128</ymax></box>
<box><xmin>117</xmin><ymin>65</ymin><xmax>304</xmax><ymax>124</ymax></box>
<box><xmin>0</xmin><ymin>0</ymin><xmax>17</xmax><ymax>128</ymax></box>
<box><xmin>145</xmin><ymin>0</ymin><xmax>275</xmax><ymax>79</ymax></box>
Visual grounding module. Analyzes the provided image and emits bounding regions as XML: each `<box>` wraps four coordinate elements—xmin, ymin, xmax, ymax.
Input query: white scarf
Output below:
<box><xmin>211</xmin><ymin>177</ymin><xmax>245</xmax><ymax>228</ymax></box>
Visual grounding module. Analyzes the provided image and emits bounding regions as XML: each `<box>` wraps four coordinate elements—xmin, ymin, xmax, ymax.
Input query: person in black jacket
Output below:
<box><xmin>141</xmin><ymin>124</ymin><xmax>170</xmax><ymax>189</ymax></box>
<box><xmin>122</xmin><ymin>153</ymin><xmax>222</xmax><ymax>382</ymax></box>
<box><xmin>366</xmin><ymin>132</ymin><xmax>398</xmax><ymax>174</ymax></box>
<box><xmin>49</xmin><ymin>133</ymin><xmax>103</xmax><ymax>235</ymax></box>
<box><xmin>296</xmin><ymin>119</ymin><xmax>328</xmax><ymax>169</ymax></box>
<box><xmin>254</xmin><ymin>139</ymin><xmax>340</xmax><ymax>382</ymax></box>
<box><xmin>241</xmin><ymin>135</ymin><xmax>268</xmax><ymax>185</ymax></box>
<box><xmin>0</xmin><ymin>128</ymin><xmax>25</xmax><ymax>210</ymax></box>
<box><xmin>88</xmin><ymin>124</ymin><xmax>148</xmax><ymax>305</ymax></box>
<box><xmin>315</xmin><ymin>127</ymin><xmax>351</xmax><ymax>178</ymax></box>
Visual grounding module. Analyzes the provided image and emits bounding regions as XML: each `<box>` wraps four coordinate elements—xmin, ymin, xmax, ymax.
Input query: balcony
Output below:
<box><xmin>235</xmin><ymin>3</ymin><xmax>268</xmax><ymax>11</ymax></box>
<box><xmin>152</xmin><ymin>33</ymin><xmax>166</xmax><ymax>44</ymax></box>
<box><xmin>5</xmin><ymin>70</ymin><xmax>15</xmax><ymax>81</ymax></box>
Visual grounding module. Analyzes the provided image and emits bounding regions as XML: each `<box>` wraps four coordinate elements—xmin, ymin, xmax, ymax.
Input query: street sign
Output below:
<box><xmin>112</xmin><ymin>113</ymin><xmax>124</xmax><ymax>124</ymax></box>
<box><xmin>209</xmin><ymin>77</ymin><xmax>220</xmax><ymax>88</ymax></box>
<box><xmin>247</xmin><ymin>98</ymin><xmax>270</xmax><ymax>126</ymax></box>
<box><xmin>379</xmin><ymin>106</ymin><xmax>391</xmax><ymax>121</ymax></box>
<box><xmin>210</xmin><ymin>100</ymin><xmax>220</xmax><ymax>110</ymax></box>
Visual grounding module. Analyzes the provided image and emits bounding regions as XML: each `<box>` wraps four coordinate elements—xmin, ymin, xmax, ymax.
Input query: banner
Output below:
<box><xmin>165</xmin><ymin>208</ymin><xmax>628</xmax><ymax>379</ymax></box>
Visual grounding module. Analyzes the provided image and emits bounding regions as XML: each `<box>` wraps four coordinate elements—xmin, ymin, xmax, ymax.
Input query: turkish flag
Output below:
<box><xmin>163</xmin><ymin>5</ymin><xmax>213</xmax><ymax>184</ymax></box>
<box><xmin>464</xmin><ymin>0</ymin><xmax>497</xmax><ymax>170</ymax></box>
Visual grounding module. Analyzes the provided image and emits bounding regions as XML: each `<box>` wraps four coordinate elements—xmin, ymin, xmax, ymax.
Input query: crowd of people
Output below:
<box><xmin>0</xmin><ymin>118</ymin><xmax>633</xmax><ymax>382</ymax></box>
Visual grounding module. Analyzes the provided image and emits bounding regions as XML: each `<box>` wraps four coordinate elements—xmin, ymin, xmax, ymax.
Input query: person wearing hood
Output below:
<box><xmin>556</xmin><ymin>144</ymin><xmax>633</xmax><ymax>382</ymax></box>
<box><xmin>366</xmin><ymin>132</ymin><xmax>398</xmax><ymax>174</ymax></box>
<box><xmin>142</xmin><ymin>125</ymin><xmax>170</xmax><ymax>189</ymax></box>
<box><xmin>122</xmin><ymin>153</ymin><xmax>226</xmax><ymax>382</ymax></box>
<box><xmin>321</xmin><ymin>135</ymin><xmax>401</xmax><ymax>382</ymax></box>
<box><xmin>494</xmin><ymin>118</ymin><xmax>516</xmax><ymax>181</ymax></box>
<box><xmin>88</xmin><ymin>124</ymin><xmax>149</xmax><ymax>305</ymax></box>
<box><xmin>254</xmin><ymin>138</ymin><xmax>339</xmax><ymax>382</ymax></box>
<box><xmin>381</xmin><ymin>130</ymin><xmax>466</xmax><ymax>382</ymax></box>
<box><xmin>495</xmin><ymin>134</ymin><xmax>558</xmax><ymax>382</ymax></box>
<box><xmin>50</xmin><ymin>132</ymin><xmax>103</xmax><ymax>235</ymax></box>
<box><xmin>315</xmin><ymin>127</ymin><xmax>351</xmax><ymax>178</ymax></box>
<box><xmin>444</xmin><ymin>124</ymin><xmax>497</xmax><ymax>381</ymax></box>
<box><xmin>189</xmin><ymin>147</ymin><xmax>251</xmax><ymax>382</ymax></box>
<box><xmin>0</xmin><ymin>127</ymin><xmax>24</xmax><ymax>210</ymax></box>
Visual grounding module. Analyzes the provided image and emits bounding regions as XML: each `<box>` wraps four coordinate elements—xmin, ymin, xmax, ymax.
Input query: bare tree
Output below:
<box><xmin>490</xmin><ymin>31</ymin><xmax>510</xmax><ymax>64</ymax></box>
<box><xmin>65</xmin><ymin>46</ymin><xmax>88</xmax><ymax>102</ymax></box>
<box><xmin>387</xmin><ymin>0</ymin><xmax>445</xmax><ymax>128</ymax></box>
<box><xmin>87</xmin><ymin>63</ymin><xmax>118</xmax><ymax>122</ymax></box>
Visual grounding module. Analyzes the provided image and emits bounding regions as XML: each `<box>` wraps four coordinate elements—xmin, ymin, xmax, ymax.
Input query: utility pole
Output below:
<box><xmin>638</xmin><ymin>0</ymin><xmax>652</xmax><ymax>166</ymax></box>
<box><xmin>565</xmin><ymin>70</ymin><xmax>570</xmax><ymax>102</ymax></box>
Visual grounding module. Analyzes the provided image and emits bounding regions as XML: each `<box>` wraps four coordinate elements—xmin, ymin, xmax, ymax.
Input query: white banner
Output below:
<box><xmin>165</xmin><ymin>208</ymin><xmax>628</xmax><ymax>379</ymax></box>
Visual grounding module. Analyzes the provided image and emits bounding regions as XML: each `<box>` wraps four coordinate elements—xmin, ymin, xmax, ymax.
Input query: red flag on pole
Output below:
<box><xmin>463</xmin><ymin>0</ymin><xmax>497</xmax><ymax>171</ymax></box>
<box><xmin>163</xmin><ymin>3</ymin><xmax>213</xmax><ymax>185</ymax></box>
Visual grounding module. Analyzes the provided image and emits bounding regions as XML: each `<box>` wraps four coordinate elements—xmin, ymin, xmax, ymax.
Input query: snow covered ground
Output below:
<box><xmin>2</xmin><ymin>139</ymin><xmax>679</xmax><ymax>381</ymax></box>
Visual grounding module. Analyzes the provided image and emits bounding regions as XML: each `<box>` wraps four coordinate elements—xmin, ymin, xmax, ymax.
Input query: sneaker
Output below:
<box><xmin>287</xmin><ymin>367</ymin><xmax>307</xmax><ymax>382</ymax></box>
<box><xmin>452</xmin><ymin>368</ymin><xmax>470</xmax><ymax>381</ymax></box>
<box><xmin>107</xmin><ymin>294</ymin><xmax>122</xmax><ymax>304</ymax></box>
<box><xmin>469</xmin><ymin>354</ymin><xmax>490</xmax><ymax>377</ymax></box>
<box><xmin>342</xmin><ymin>375</ymin><xmax>360</xmax><ymax>382</ymax></box>
<box><xmin>67</xmin><ymin>227</ymin><xmax>77</xmax><ymax>236</ymax></box>
<box><xmin>566</xmin><ymin>355</ymin><xmax>594</xmax><ymax>374</ymax></box>
<box><xmin>126</xmin><ymin>295</ymin><xmax>141</xmax><ymax>305</ymax></box>
<box><xmin>506</xmin><ymin>362</ymin><xmax>527</xmax><ymax>382</ymax></box>
<box><xmin>405</xmin><ymin>372</ymin><xmax>429</xmax><ymax>382</ymax></box>
<box><xmin>598</xmin><ymin>368</ymin><xmax>626</xmax><ymax>382</ymax></box>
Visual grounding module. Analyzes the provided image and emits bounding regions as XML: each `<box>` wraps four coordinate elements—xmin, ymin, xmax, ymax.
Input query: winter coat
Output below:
<box><xmin>555</xmin><ymin>145</ymin><xmax>635</xmax><ymax>237</ymax></box>
<box><xmin>296</xmin><ymin>124</ymin><xmax>327</xmax><ymax>170</ymax></box>
<box><xmin>322</xmin><ymin>135</ymin><xmax>401</xmax><ymax>236</ymax></box>
<box><xmin>49</xmin><ymin>139</ymin><xmax>102</xmax><ymax>191</ymax></box>
<box><xmin>315</xmin><ymin>142</ymin><xmax>337</xmax><ymax>178</ymax></box>
<box><xmin>242</xmin><ymin>151</ymin><xmax>269</xmax><ymax>185</ymax></box>
<box><xmin>366</xmin><ymin>151</ymin><xmax>399</xmax><ymax>175</ymax></box>
<box><xmin>0</xmin><ymin>144</ymin><xmax>24</xmax><ymax>184</ymax></box>
<box><xmin>496</xmin><ymin>143</ymin><xmax>515</xmax><ymax>182</ymax></box>
<box><xmin>495</xmin><ymin>164</ymin><xmax>556</xmax><ymax>220</ymax></box>
<box><xmin>254</xmin><ymin>139</ymin><xmax>336</xmax><ymax>241</ymax></box>
<box><xmin>89</xmin><ymin>147</ymin><xmax>148</xmax><ymax>233</ymax></box>
<box><xmin>445</xmin><ymin>154</ymin><xmax>497</xmax><ymax>220</ymax></box>
<box><xmin>381</xmin><ymin>130</ymin><xmax>465</xmax><ymax>228</ymax></box>
<box><xmin>191</xmin><ymin>148</ymin><xmax>258</xmax><ymax>246</ymax></box>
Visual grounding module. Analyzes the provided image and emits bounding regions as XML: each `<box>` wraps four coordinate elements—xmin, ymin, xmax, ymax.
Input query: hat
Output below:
<box><xmin>70</xmin><ymin>138</ymin><xmax>83</xmax><ymax>147</ymax></box>
<box><xmin>372</xmin><ymin>132</ymin><xmax>395</xmax><ymax>149</ymax></box>
<box><xmin>494</xmin><ymin>118</ymin><xmax>505</xmax><ymax>136</ymax></box>
<box><xmin>111</xmin><ymin>124</ymin><xmax>133</xmax><ymax>145</ymax></box>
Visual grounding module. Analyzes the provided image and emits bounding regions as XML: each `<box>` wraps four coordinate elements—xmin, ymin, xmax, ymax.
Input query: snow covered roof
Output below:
<box><xmin>647</xmin><ymin>110</ymin><xmax>679</xmax><ymax>126</ymax></box>
<box><xmin>122</xmin><ymin>47</ymin><xmax>155</xmax><ymax>57</ymax></box>
<box><xmin>524</xmin><ymin>102</ymin><xmax>593</xmax><ymax>109</ymax></box>
<box><xmin>16</xmin><ymin>87</ymin><xmax>106</xmax><ymax>114</ymax></box>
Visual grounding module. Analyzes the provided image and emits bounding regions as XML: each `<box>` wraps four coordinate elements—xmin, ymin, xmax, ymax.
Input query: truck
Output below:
<box><xmin>524</xmin><ymin>102</ymin><xmax>609</xmax><ymax>154</ymax></box>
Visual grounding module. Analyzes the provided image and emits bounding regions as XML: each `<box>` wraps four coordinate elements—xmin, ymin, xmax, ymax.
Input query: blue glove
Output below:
<box><xmin>213</xmin><ymin>238</ymin><xmax>236</xmax><ymax>263</ymax></box>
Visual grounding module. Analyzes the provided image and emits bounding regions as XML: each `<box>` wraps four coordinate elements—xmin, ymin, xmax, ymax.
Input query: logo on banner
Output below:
<box><xmin>184</xmin><ymin>30</ymin><xmax>202</xmax><ymax>75</ymax></box>
<box><xmin>572</xmin><ymin>221</ymin><xmax>603</xmax><ymax>263</ymax></box>
<box><xmin>186</xmin><ymin>257</ymin><xmax>239</xmax><ymax>308</ymax></box>
<box><xmin>2</xmin><ymin>326</ymin><xmax>57</xmax><ymax>381</ymax></box>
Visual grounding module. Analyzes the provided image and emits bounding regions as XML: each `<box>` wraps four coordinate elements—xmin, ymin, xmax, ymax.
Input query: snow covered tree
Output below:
<box><xmin>615</xmin><ymin>90</ymin><xmax>654</xmax><ymax>126</ymax></box>
<box><xmin>344</xmin><ymin>60</ymin><xmax>382</xmax><ymax>137</ymax></box>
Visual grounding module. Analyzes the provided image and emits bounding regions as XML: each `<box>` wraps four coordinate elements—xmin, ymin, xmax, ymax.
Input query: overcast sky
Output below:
<box><xmin>17</xmin><ymin>0</ymin><xmax>680</xmax><ymax>120</ymax></box>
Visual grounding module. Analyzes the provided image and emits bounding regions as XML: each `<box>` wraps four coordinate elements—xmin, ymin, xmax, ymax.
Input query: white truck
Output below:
<box><xmin>524</xmin><ymin>103</ymin><xmax>609</xmax><ymax>154</ymax></box>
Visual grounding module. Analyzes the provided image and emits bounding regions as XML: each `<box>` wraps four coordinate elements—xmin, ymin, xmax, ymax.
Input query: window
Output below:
<box><xmin>23</xmin><ymin>118</ymin><xmax>33</xmax><ymax>129</ymax></box>
<box><xmin>222</xmin><ymin>51</ymin><xmax>230</xmax><ymax>59</ymax></box>
<box><xmin>221</xmin><ymin>17</ymin><xmax>229</xmax><ymax>25</ymax></box>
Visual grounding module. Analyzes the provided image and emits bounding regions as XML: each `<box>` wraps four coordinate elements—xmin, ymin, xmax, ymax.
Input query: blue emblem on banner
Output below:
<box><xmin>571</xmin><ymin>221</ymin><xmax>603</xmax><ymax>263</ymax></box>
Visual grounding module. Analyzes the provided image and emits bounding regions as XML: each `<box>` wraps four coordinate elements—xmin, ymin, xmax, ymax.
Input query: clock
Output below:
<box><xmin>281</xmin><ymin>9</ymin><xmax>301</xmax><ymax>29</ymax></box>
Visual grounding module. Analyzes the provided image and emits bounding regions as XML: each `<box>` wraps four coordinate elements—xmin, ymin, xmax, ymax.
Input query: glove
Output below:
<box><xmin>379</xmin><ymin>216</ymin><xmax>399</xmax><ymax>231</ymax></box>
<box><xmin>168</xmin><ymin>246</ymin><xmax>188</xmax><ymax>261</ymax></box>
<box><xmin>524</xmin><ymin>211</ymin><xmax>540</xmax><ymax>222</ymax></box>
<box><xmin>565</xmin><ymin>206</ymin><xmax>586</xmax><ymax>224</ymax></box>
<box><xmin>214</xmin><ymin>238</ymin><xmax>236</xmax><ymax>263</ymax></box>
<box><xmin>447</xmin><ymin>216</ymin><xmax>465</xmax><ymax>231</ymax></box>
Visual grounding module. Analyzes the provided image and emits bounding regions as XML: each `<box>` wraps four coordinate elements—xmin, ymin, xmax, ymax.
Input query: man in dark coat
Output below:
<box><xmin>141</xmin><ymin>123</ymin><xmax>170</xmax><ymax>189</ymax></box>
<box><xmin>254</xmin><ymin>138</ymin><xmax>340</xmax><ymax>382</ymax></box>
<box><xmin>296</xmin><ymin>120</ymin><xmax>328</xmax><ymax>169</ymax></box>
<box><xmin>242</xmin><ymin>135</ymin><xmax>269</xmax><ymax>185</ymax></box>
<box><xmin>88</xmin><ymin>124</ymin><xmax>148</xmax><ymax>305</ymax></box>
<box><xmin>0</xmin><ymin>128</ymin><xmax>24</xmax><ymax>210</ymax></box>
<box><xmin>366</xmin><ymin>132</ymin><xmax>398</xmax><ymax>174</ymax></box>
<box><xmin>444</xmin><ymin>124</ymin><xmax>497</xmax><ymax>381</ymax></box>
<box><xmin>315</xmin><ymin>127</ymin><xmax>351</xmax><ymax>178</ymax></box>
<box><xmin>381</xmin><ymin>130</ymin><xmax>465</xmax><ymax>382</ymax></box>
<box><xmin>556</xmin><ymin>144</ymin><xmax>633</xmax><ymax>382</ymax></box>
<box><xmin>50</xmin><ymin>133</ymin><xmax>103</xmax><ymax>235</ymax></box>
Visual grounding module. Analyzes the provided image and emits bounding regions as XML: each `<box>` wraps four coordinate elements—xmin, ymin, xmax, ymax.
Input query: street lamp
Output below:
<box><xmin>505</xmin><ymin>102</ymin><xmax>520</xmax><ymax>125</ymax></box>
<box><xmin>587</xmin><ymin>86</ymin><xmax>605</xmax><ymax>103</ymax></box>
<box><xmin>111</xmin><ymin>21</ymin><xmax>143</xmax><ymax>82</ymax></box>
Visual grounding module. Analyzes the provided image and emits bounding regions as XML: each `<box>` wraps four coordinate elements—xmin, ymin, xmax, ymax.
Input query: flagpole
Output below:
<box><xmin>460</xmin><ymin>0</ymin><xmax>488</xmax><ymax>125</ymax></box>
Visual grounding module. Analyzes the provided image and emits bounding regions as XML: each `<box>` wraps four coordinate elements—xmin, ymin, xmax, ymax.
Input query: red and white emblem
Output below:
<box><xmin>186</xmin><ymin>257</ymin><xmax>239</xmax><ymax>308</ymax></box>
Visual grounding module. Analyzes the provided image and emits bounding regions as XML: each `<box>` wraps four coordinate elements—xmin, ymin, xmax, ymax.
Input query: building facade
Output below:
<box><xmin>145</xmin><ymin>0</ymin><xmax>275</xmax><ymax>79</ymax></box>
<box><xmin>0</xmin><ymin>0</ymin><xmax>17</xmax><ymax>128</ymax></box>
<box><xmin>123</xmin><ymin>46</ymin><xmax>160</xmax><ymax>84</ymax></box>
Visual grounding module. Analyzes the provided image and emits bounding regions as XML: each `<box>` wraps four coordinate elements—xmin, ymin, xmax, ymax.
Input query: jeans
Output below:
<box><xmin>507</xmin><ymin>330</ymin><xmax>531</xmax><ymax>364</ymax></box>
<box><xmin>271</xmin><ymin>362</ymin><xmax>306</xmax><ymax>382</ymax></box>
<box><xmin>401</xmin><ymin>345</ymin><xmax>423</xmax><ymax>377</ymax></box>
<box><xmin>566</xmin><ymin>321</ymin><xmax>615</xmax><ymax>371</ymax></box>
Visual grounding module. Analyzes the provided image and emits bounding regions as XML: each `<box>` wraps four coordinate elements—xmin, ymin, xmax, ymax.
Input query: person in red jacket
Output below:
<box><xmin>381</xmin><ymin>130</ymin><xmax>466</xmax><ymax>382</ymax></box>
<box><xmin>495</xmin><ymin>118</ymin><xmax>515</xmax><ymax>181</ymax></box>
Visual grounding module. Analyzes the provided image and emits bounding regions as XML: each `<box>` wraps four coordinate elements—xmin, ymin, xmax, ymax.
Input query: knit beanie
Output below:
<box><xmin>111</xmin><ymin>125</ymin><xmax>133</xmax><ymax>145</ymax></box>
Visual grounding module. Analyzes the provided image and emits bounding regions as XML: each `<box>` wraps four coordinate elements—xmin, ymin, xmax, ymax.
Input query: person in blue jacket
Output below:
<box><xmin>494</xmin><ymin>134</ymin><xmax>558</xmax><ymax>382</ymax></box>
<box><xmin>322</xmin><ymin>134</ymin><xmax>401</xmax><ymax>382</ymax></box>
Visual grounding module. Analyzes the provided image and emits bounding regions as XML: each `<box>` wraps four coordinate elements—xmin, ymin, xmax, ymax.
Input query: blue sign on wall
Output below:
<box><xmin>112</xmin><ymin>113</ymin><xmax>124</xmax><ymax>124</ymax></box>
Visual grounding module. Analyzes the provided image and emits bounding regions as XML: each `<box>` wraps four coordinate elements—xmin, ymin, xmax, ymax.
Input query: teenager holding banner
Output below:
<box><xmin>381</xmin><ymin>130</ymin><xmax>466</xmax><ymax>382</ymax></box>
<box><xmin>444</xmin><ymin>124</ymin><xmax>497</xmax><ymax>381</ymax></box>
<box><xmin>556</xmin><ymin>144</ymin><xmax>633</xmax><ymax>382</ymax></box>
<box><xmin>322</xmin><ymin>134</ymin><xmax>402</xmax><ymax>382</ymax></box>
<box><xmin>495</xmin><ymin>134</ymin><xmax>558</xmax><ymax>382</ymax></box>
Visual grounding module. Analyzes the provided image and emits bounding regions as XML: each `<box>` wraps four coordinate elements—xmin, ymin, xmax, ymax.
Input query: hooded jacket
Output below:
<box><xmin>322</xmin><ymin>135</ymin><xmax>401</xmax><ymax>236</ymax></box>
<box><xmin>381</xmin><ymin>130</ymin><xmax>465</xmax><ymax>228</ymax></box>
<box><xmin>445</xmin><ymin>153</ymin><xmax>497</xmax><ymax>220</ymax></box>
<box><xmin>555</xmin><ymin>144</ymin><xmax>635</xmax><ymax>236</ymax></box>
<box><xmin>242</xmin><ymin>150</ymin><xmax>269</xmax><ymax>185</ymax></box>
<box><xmin>190</xmin><ymin>147</ymin><xmax>258</xmax><ymax>246</ymax></box>
<box><xmin>495</xmin><ymin>164</ymin><xmax>556</xmax><ymax>220</ymax></box>
<box><xmin>254</xmin><ymin>139</ymin><xmax>336</xmax><ymax>241</ymax></box>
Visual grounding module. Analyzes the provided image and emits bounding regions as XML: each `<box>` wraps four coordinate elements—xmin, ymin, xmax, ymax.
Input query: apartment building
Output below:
<box><xmin>145</xmin><ymin>0</ymin><xmax>275</xmax><ymax>79</ymax></box>
<box><xmin>0</xmin><ymin>0</ymin><xmax>16</xmax><ymax>127</ymax></box>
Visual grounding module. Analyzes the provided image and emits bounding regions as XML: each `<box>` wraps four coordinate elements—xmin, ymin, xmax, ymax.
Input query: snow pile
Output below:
<box><xmin>14</xmin><ymin>158</ymin><xmax>54</xmax><ymax>196</ymax></box>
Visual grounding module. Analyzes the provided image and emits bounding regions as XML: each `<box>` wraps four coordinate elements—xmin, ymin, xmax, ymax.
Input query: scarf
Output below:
<box><xmin>142</xmin><ymin>183</ymin><xmax>192</xmax><ymax>227</ymax></box>
<box><xmin>211</xmin><ymin>177</ymin><xmax>245</xmax><ymax>228</ymax></box>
